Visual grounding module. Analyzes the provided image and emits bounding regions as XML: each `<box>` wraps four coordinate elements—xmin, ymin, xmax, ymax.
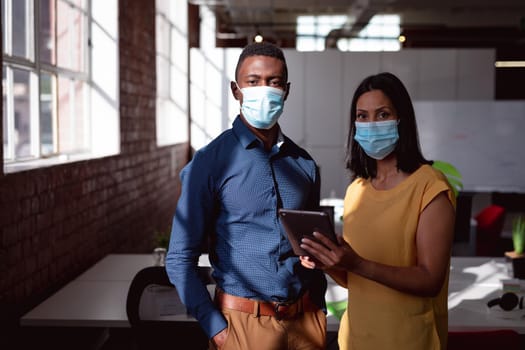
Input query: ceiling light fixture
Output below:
<box><xmin>494</xmin><ymin>61</ymin><xmax>525</xmax><ymax>68</ymax></box>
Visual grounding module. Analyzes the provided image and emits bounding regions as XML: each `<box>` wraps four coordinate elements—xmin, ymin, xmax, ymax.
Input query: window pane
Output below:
<box><xmin>157</xmin><ymin>55</ymin><xmax>169</xmax><ymax>98</ymax></box>
<box><xmin>73</xmin><ymin>79</ymin><xmax>87</xmax><ymax>151</ymax></box>
<box><xmin>2</xmin><ymin>66</ymin><xmax>7</xmax><ymax>157</ymax></box>
<box><xmin>156</xmin><ymin>15</ymin><xmax>170</xmax><ymax>58</ymax></box>
<box><xmin>40</xmin><ymin>0</ymin><xmax>56</xmax><ymax>64</ymax></box>
<box><xmin>57</xmin><ymin>76</ymin><xmax>72</xmax><ymax>152</ymax></box>
<box><xmin>57</xmin><ymin>76</ymin><xmax>86</xmax><ymax>153</ymax></box>
<box><xmin>297</xmin><ymin>16</ymin><xmax>316</xmax><ymax>35</ymax></box>
<box><xmin>40</xmin><ymin>72</ymin><xmax>57</xmax><ymax>156</ymax></box>
<box><xmin>57</xmin><ymin>0</ymin><xmax>85</xmax><ymax>71</ymax></box>
<box><xmin>171</xmin><ymin>65</ymin><xmax>187</xmax><ymax>109</ymax></box>
<box><xmin>71</xmin><ymin>0</ymin><xmax>87</xmax><ymax>10</ymax></box>
<box><xmin>12</xmin><ymin>0</ymin><xmax>29</xmax><ymax>58</ymax></box>
<box><xmin>2</xmin><ymin>0</ymin><xmax>7</xmax><ymax>54</ymax></box>
<box><xmin>172</xmin><ymin>26</ymin><xmax>188</xmax><ymax>74</ymax></box>
<box><xmin>13</xmin><ymin>69</ymin><xmax>32</xmax><ymax>158</ymax></box>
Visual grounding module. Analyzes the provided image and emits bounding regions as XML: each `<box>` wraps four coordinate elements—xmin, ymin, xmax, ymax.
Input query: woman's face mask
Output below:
<box><xmin>354</xmin><ymin>120</ymin><xmax>399</xmax><ymax>160</ymax></box>
<box><xmin>239</xmin><ymin>85</ymin><xmax>285</xmax><ymax>129</ymax></box>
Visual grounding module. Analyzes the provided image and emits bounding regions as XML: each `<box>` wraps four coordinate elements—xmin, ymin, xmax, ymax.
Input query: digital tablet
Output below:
<box><xmin>278</xmin><ymin>208</ymin><xmax>338</xmax><ymax>256</ymax></box>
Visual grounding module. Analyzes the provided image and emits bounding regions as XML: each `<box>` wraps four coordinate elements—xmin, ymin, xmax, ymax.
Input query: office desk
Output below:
<box><xmin>448</xmin><ymin>257</ymin><xmax>525</xmax><ymax>333</ymax></box>
<box><xmin>20</xmin><ymin>255</ymin><xmax>525</xmax><ymax>334</ymax></box>
<box><xmin>20</xmin><ymin>254</ymin><xmax>209</xmax><ymax>328</ymax></box>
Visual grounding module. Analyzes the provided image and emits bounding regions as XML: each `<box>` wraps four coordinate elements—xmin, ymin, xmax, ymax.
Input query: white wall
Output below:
<box><xmin>190</xmin><ymin>47</ymin><xmax>525</xmax><ymax>198</ymax></box>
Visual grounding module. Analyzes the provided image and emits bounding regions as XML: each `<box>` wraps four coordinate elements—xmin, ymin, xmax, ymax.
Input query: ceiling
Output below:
<box><xmin>190</xmin><ymin>0</ymin><xmax>525</xmax><ymax>48</ymax></box>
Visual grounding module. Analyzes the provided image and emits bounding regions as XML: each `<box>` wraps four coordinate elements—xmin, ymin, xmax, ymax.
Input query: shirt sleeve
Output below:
<box><xmin>165</xmin><ymin>152</ymin><xmax>227</xmax><ymax>338</ymax></box>
<box><xmin>421</xmin><ymin>168</ymin><xmax>456</xmax><ymax>211</ymax></box>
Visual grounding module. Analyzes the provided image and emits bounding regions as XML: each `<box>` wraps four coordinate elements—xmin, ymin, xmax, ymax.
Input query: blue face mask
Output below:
<box><xmin>239</xmin><ymin>85</ymin><xmax>285</xmax><ymax>129</ymax></box>
<box><xmin>354</xmin><ymin>120</ymin><xmax>399</xmax><ymax>160</ymax></box>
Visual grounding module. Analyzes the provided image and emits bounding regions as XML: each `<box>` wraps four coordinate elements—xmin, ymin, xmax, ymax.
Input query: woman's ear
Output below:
<box><xmin>231</xmin><ymin>81</ymin><xmax>242</xmax><ymax>101</ymax></box>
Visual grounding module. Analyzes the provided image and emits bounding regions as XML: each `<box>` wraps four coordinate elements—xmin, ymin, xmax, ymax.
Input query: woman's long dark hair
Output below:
<box><xmin>346</xmin><ymin>72</ymin><xmax>432</xmax><ymax>179</ymax></box>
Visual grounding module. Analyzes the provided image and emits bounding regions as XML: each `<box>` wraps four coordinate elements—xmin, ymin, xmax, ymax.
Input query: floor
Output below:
<box><xmin>98</xmin><ymin>329</ymin><xmax>341</xmax><ymax>350</ymax></box>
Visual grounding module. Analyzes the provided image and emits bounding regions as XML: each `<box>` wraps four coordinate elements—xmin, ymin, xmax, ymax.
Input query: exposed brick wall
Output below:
<box><xmin>0</xmin><ymin>0</ymin><xmax>189</xmax><ymax>327</ymax></box>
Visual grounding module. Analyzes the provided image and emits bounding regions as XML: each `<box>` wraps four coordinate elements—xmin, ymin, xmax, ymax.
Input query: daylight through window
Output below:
<box><xmin>2</xmin><ymin>0</ymin><xmax>118</xmax><ymax>171</ymax></box>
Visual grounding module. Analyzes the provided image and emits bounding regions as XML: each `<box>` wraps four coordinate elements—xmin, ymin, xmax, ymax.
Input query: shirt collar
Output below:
<box><xmin>233</xmin><ymin>115</ymin><xmax>285</xmax><ymax>150</ymax></box>
<box><xmin>276</xmin><ymin>128</ymin><xmax>285</xmax><ymax>148</ymax></box>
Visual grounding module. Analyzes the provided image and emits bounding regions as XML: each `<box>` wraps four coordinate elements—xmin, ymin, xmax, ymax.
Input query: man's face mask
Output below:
<box><xmin>354</xmin><ymin>120</ymin><xmax>399</xmax><ymax>160</ymax></box>
<box><xmin>239</xmin><ymin>85</ymin><xmax>285</xmax><ymax>129</ymax></box>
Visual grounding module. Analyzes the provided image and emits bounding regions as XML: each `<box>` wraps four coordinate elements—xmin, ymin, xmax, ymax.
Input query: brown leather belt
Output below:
<box><xmin>214</xmin><ymin>288</ymin><xmax>318</xmax><ymax>320</ymax></box>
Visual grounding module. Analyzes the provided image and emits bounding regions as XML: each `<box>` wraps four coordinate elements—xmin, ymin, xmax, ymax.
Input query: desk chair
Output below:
<box><xmin>475</xmin><ymin>205</ymin><xmax>506</xmax><ymax>256</ymax></box>
<box><xmin>447</xmin><ymin>329</ymin><xmax>521</xmax><ymax>350</ymax></box>
<box><xmin>126</xmin><ymin>265</ymin><xmax>213</xmax><ymax>349</ymax></box>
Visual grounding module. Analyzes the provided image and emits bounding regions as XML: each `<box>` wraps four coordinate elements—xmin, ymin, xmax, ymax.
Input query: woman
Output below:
<box><xmin>300</xmin><ymin>72</ymin><xmax>456</xmax><ymax>350</ymax></box>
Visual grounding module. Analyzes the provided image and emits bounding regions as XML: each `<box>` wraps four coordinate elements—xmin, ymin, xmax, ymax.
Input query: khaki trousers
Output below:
<box><xmin>210</xmin><ymin>307</ymin><xmax>327</xmax><ymax>350</ymax></box>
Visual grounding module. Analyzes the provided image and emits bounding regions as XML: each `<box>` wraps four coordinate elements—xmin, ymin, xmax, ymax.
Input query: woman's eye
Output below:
<box><xmin>378</xmin><ymin>111</ymin><xmax>390</xmax><ymax>119</ymax></box>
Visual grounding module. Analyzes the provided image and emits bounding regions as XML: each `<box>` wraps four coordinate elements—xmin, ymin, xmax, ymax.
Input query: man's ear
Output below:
<box><xmin>231</xmin><ymin>81</ymin><xmax>241</xmax><ymax>101</ymax></box>
<box><xmin>283</xmin><ymin>82</ymin><xmax>291</xmax><ymax>101</ymax></box>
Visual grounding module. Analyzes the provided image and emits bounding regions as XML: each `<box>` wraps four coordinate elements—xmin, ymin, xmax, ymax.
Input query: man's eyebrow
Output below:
<box><xmin>244</xmin><ymin>73</ymin><xmax>283</xmax><ymax>78</ymax></box>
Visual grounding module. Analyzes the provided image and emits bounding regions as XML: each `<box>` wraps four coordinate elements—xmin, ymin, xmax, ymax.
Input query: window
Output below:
<box><xmin>296</xmin><ymin>15</ymin><xmax>347</xmax><ymax>52</ymax></box>
<box><xmin>189</xmin><ymin>5</ymin><xmax>231</xmax><ymax>151</ymax></box>
<box><xmin>296</xmin><ymin>14</ymin><xmax>401</xmax><ymax>52</ymax></box>
<box><xmin>337</xmin><ymin>15</ymin><xmax>401</xmax><ymax>52</ymax></box>
<box><xmin>2</xmin><ymin>0</ymin><xmax>118</xmax><ymax>172</ymax></box>
<box><xmin>156</xmin><ymin>0</ymin><xmax>189</xmax><ymax>146</ymax></box>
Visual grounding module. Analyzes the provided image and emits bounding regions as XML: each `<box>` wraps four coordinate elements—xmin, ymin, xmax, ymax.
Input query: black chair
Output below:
<box><xmin>126</xmin><ymin>265</ymin><xmax>213</xmax><ymax>349</ymax></box>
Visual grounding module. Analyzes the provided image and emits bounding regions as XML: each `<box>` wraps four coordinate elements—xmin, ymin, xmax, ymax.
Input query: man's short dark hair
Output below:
<box><xmin>235</xmin><ymin>42</ymin><xmax>288</xmax><ymax>82</ymax></box>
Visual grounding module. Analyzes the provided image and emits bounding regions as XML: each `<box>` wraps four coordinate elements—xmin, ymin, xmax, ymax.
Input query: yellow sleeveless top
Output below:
<box><xmin>338</xmin><ymin>165</ymin><xmax>455</xmax><ymax>350</ymax></box>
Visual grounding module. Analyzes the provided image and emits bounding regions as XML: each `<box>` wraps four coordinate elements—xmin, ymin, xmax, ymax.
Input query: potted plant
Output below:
<box><xmin>432</xmin><ymin>160</ymin><xmax>463</xmax><ymax>198</ymax></box>
<box><xmin>505</xmin><ymin>215</ymin><xmax>525</xmax><ymax>278</ymax></box>
<box><xmin>152</xmin><ymin>228</ymin><xmax>171</xmax><ymax>266</ymax></box>
<box><xmin>154</xmin><ymin>228</ymin><xmax>170</xmax><ymax>249</ymax></box>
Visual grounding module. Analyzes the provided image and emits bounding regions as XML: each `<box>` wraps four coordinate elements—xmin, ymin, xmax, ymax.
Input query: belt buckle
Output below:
<box><xmin>274</xmin><ymin>301</ymin><xmax>293</xmax><ymax>320</ymax></box>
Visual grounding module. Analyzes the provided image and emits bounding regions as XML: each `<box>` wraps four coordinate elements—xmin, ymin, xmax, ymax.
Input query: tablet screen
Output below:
<box><xmin>278</xmin><ymin>209</ymin><xmax>337</xmax><ymax>256</ymax></box>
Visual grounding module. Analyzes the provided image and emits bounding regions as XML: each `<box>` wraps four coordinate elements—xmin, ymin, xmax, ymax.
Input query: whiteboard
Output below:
<box><xmin>415</xmin><ymin>101</ymin><xmax>525</xmax><ymax>193</ymax></box>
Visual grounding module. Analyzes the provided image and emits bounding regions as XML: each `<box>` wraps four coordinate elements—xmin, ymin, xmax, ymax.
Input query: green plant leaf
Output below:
<box><xmin>432</xmin><ymin>160</ymin><xmax>462</xmax><ymax>179</ymax></box>
<box><xmin>513</xmin><ymin>215</ymin><xmax>525</xmax><ymax>254</ymax></box>
<box><xmin>326</xmin><ymin>300</ymin><xmax>347</xmax><ymax>320</ymax></box>
<box><xmin>432</xmin><ymin>160</ymin><xmax>463</xmax><ymax>198</ymax></box>
<box><xmin>153</xmin><ymin>227</ymin><xmax>171</xmax><ymax>249</ymax></box>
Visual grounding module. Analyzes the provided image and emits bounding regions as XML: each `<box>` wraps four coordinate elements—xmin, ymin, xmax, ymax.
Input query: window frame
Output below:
<box><xmin>2</xmin><ymin>0</ymin><xmax>119</xmax><ymax>172</ymax></box>
<box><xmin>155</xmin><ymin>0</ymin><xmax>190</xmax><ymax>147</ymax></box>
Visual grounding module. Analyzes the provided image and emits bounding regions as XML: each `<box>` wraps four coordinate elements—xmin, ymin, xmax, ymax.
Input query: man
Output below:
<box><xmin>166</xmin><ymin>42</ymin><xmax>327</xmax><ymax>350</ymax></box>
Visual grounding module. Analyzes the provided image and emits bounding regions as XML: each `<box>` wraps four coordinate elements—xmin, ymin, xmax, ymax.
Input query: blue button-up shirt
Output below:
<box><xmin>165</xmin><ymin>116</ymin><xmax>327</xmax><ymax>338</ymax></box>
